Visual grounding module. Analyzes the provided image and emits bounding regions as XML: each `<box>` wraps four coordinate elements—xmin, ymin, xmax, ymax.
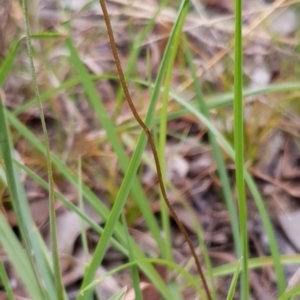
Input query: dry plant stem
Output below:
<box><xmin>98</xmin><ymin>1</ymin><xmax>212</xmax><ymax>299</ymax></box>
<box><xmin>22</xmin><ymin>0</ymin><xmax>64</xmax><ymax>298</ymax></box>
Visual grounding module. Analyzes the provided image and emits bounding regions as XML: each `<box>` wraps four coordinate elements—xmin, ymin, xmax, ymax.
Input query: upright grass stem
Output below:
<box><xmin>234</xmin><ymin>0</ymin><xmax>248</xmax><ymax>296</ymax></box>
<box><xmin>21</xmin><ymin>1</ymin><xmax>64</xmax><ymax>299</ymax></box>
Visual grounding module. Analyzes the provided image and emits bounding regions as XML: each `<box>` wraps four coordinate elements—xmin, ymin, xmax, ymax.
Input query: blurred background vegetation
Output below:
<box><xmin>1</xmin><ymin>0</ymin><xmax>300</xmax><ymax>299</ymax></box>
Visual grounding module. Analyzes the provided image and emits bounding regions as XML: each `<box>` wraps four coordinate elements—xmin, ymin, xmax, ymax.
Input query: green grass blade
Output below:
<box><xmin>14</xmin><ymin>159</ymin><xmax>127</xmax><ymax>255</ymax></box>
<box><xmin>113</xmin><ymin>0</ymin><xmax>170</xmax><ymax>117</ymax></box>
<box><xmin>276</xmin><ymin>286</ymin><xmax>300</xmax><ymax>300</ymax></box>
<box><xmin>107</xmin><ymin>287</ymin><xmax>127</xmax><ymax>300</ymax></box>
<box><xmin>121</xmin><ymin>213</ymin><xmax>142</xmax><ymax>300</ymax></box>
<box><xmin>184</xmin><ymin>38</ymin><xmax>240</xmax><ymax>299</ymax></box>
<box><xmin>0</xmin><ymin>41</ymin><xmax>21</xmax><ymax>87</ymax></box>
<box><xmin>206</xmin><ymin>82</ymin><xmax>300</xmax><ymax>110</ymax></box>
<box><xmin>0</xmin><ymin>213</ymin><xmax>45</xmax><ymax>299</ymax></box>
<box><xmin>226</xmin><ymin>258</ymin><xmax>242</xmax><ymax>300</ymax></box>
<box><xmin>0</xmin><ymin>92</ymin><xmax>51</xmax><ymax>300</ymax></box>
<box><xmin>66</xmin><ymin>38</ymin><xmax>165</xmax><ymax>254</ymax></box>
<box><xmin>158</xmin><ymin>0</ymin><xmax>188</xmax><ymax>264</ymax></box>
<box><xmin>0</xmin><ymin>260</ymin><xmax>15</xmax><ymax>300</ymax></box>
<box><xmin>66</xmin><ymin>37</ymin><xmax>174</xmax><ymax>298</ymax></box>
<box><xmin>80</xmin><ymin>257</ymin><xmax>205</xmax><ymax>297</ymax></box>
<box><xmin>211</xmin><ymin>255</ymin><xmax>300</xmax><ymax>278</ymax></box>
<box><xmin>12</xmin><ymin>69</ymin><xmax>300</xmax><ymax>118</ymax></box>
<box><xmin>233</xmin><ymin>0</ymin><xmax>248</xmax><ymax>296</ymax></box>
<box><xmin>245</xmin><ymin>173</ymin><xmax>285</xmax><ymax>293</ymax></box>
<box><xmin>78</xmin><ymin>158</ymin><xmax>89</xmax><ymax>259</ymax></box>
<box><xmin>21</xmin><ymin>1</ymin><xmax>64</xmax><ymax>298</ymax></box>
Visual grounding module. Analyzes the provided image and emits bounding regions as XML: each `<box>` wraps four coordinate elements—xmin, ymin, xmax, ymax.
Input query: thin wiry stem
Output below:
<box><xmin>98</xmin><ymin>1</ymin><xmax>212</xmax><ymax>299</ymax></box>
<box><xmin>22</xmin><ymin>1</ymin><xmax>64</xmax><ymax>299</ymax></box>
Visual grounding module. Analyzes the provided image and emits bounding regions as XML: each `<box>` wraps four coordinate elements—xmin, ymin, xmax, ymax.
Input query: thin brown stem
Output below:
<box><xmin>98</xmin><ymin>1</ymin><xmax>212</xmax><ymax>299</ymax></box>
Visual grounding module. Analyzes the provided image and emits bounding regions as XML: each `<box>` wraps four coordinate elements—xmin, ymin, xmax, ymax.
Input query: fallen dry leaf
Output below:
<box><xmin>281</xmin><ymin>138</ymin><xmax>300</xmax><ymax>180</ymax></box>
<box><xmin>286</xmin><ymin>266</ymin><xmax>300</xmax><ymax>292</ymax></box>
<box><xmin>277</xmin><ymin>208</ymin><xmax>300</xmax><ymax>252</ymax></box>
<box><xmin>124</xmin><ymin>282</ymin><xmax>161</xmax><ymax>300</ymax></box>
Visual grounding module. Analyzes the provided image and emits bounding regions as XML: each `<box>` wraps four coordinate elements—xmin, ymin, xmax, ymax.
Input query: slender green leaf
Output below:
<box><xmin>157</xmin><ymin>0</ymin><xmax>187</xmax><ymax>266</ymax></box>
<box><xmin>226</xmin><ymin>258</ymin><xmax>242</xmax><ymax>300</ymax></box>
<box><xmin>107</xmin><ymin>287</ymin><xmax>127</xmax><ymax>300</ymax></box>
<box><xmin>0</xmin><ymin>41</ymin><xmax>21</xmax><ymax>87</ymax></box>
<box><xmin>0</xmin><ymin>260</ymin><xmax>15</xmax><ymax>300</ymax></box>
<box><xmin>0</xmin><ymin>91</ymin><xmax>50</xmax><ymax>300</ymax></box>
<box><xmin>80</xmin><ymin>258</ymin><xmax>204</xmax><ymax>297</ymax></box>
<box><xmin>22</xmin><ymin>0</ymin><xmax>65</xmax><ymax>297</ymax></box>
<box><xmin>66</xmin><ymin>38</ymin><xmax>165</xmax><ymax>255</ymax></box>
<box><xmin>0</xmin><ymin>212</ymin><xmax>45</xmax><ymax>299</ymax></box>
<box><xmin>233</xmin><ymin>0</ymin><xmax>248</xmax><ymax>296</ymax></box>
<box><xmin>277</xmin><ymin>285</ymin><xmax>300</xmax><ymax>300</ymax></box>
<box><xmin>121</xmin><ymin>213</ymin><xmax>142</xmax><ymax>300</ymax></box>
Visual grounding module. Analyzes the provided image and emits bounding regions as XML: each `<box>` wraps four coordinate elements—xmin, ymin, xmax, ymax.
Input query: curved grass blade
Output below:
<box><xmin>14</xmin><ymin>159</ymin><xmax>127</xmax><ymax>256</ymax></box>
<box><xmin>233</xmin><ymin>0</ymin><xmax>248</xmax><ymax>296</ymax></box>
<box><xmin>12</xmin><ymin>70</ymin><xmax>300</xmax><ymax>118</ymax></box>
<box><xmin>0</xmin><ymin>261</ymin><xmax>15</xmax><ymax>300</ymax></box>
<box><xmin>0</xmin><ymin>213</ymin><xmax>45</xmax><ymax>299</ymax></box>
<box><xmin>0</xmin><ymin>41</ymin><xmax>21</xmax><ymax>87</ymax></box>
<box><xmin>66</xmin><ymin>38</ymin><xmax>165</xmax><ymax>256</ymax></box>
<box><xmin>157</xmin><ymin>7</ymin><xmax>182</xmax><ymax>263</ymax></box>
<box><xmin>22</xmin><ymin>1</ymin><xmax>66</xmax><ymax>298</ymax></box>
<box><xmin>226</xmin><ymin>258</ymin><xmax>242</xmax><ymax>300</ymax></box>
<box><xmin>211</xmin><ymin>254</ymin><xmax>300</xmax><ymax>278</ymax></box>
<box><xmin>276</xmin><ymin>285</ymin><xmax>300</xmax><ymax>300</ymax></box>
<box><xmin>107</xmin><ymin>287</ymin><xmax>127</xmax><ymax>300</ymax></box>
<box><xmin>0</xmin><ymin>92</ymin><xmax>51</xmax><ymax>300</ymax></box>
<box><xmin>80</xmin><ymin>258</ymin><xmax>205</xmax><ymax>297</ymax></box>
<box><xmin>121</xmin><ymin>213</ymin><xmax>142</xmax><ymax>300</ymax></box>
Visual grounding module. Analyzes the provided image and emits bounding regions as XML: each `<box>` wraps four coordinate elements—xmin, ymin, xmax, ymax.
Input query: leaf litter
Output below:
<box><xmin>1</xmin><ymin>0</ymin><xmax>300</xmax><ymax>299</ymax></box>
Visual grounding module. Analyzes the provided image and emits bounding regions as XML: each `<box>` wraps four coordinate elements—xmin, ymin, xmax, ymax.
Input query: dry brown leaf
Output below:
<box><xmin>252</xmin><ymin>168</ymin><xmax>300</xmax><ymax>199</ymax></box>
<box><xmin>286</xmin><ymin>266</ymin><xmax>300</xmax><ymax>292</ymax></box>
<box><xmin>166</xmin><ymin>153</ymin><xmax>189</xmax><ymax>181</ymax></box>
<box><xmin>124</xmin><ymin>282</ymin><xmax>161</xmax><ymax>300</ymax></box>
<box><xmin>277</xmin><ymin>208</ymin><xmax>300</xmax><ymax>252</ymax></box>
<box><xmin>281</xmin><ymin>138</ymin><xmax>300</xmax><ymax>180</ymax></box>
